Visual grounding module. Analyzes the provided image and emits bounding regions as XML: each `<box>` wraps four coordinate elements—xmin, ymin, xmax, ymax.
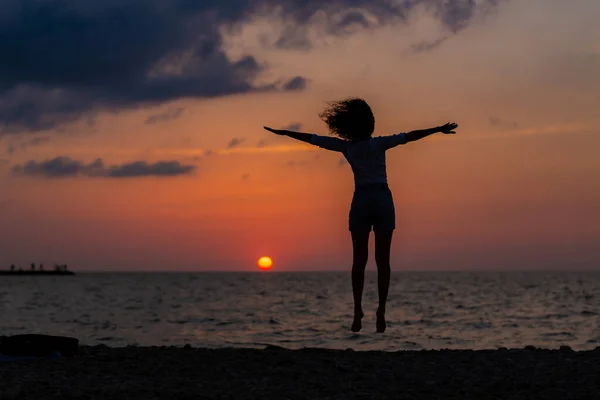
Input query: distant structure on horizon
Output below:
<box><xmin>1</xmin><ymin>263</ymin><xmax>75</xmax><ymax>276</ymax></box>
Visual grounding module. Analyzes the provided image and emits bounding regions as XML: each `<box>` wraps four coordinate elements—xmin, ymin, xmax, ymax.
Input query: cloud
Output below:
<box><xmin>338</xmin><ymin>157</ymin><xmax>348</xmax><ymax>166</ymax></box>
<box><xmin>0</xmin><ymin>1</ymin><xmax>313</xmax><ymax>134</ymax></box>
<box><xmin>227</xmin><ymin>137</ymin><xmax>245</xmax><ymax>149</ymax></box>
<box><xmin>11</xmin><ymin>157</ymin><xmax>195</xmax><ymax>178</ymax></box>
<box><xmin>274</xmin><ymin>27</ymin><xmax>313</xmax><ymax>50</ymax></box>
<box><xmin>257</xmin><ymin>139</ymin><xmax>267</xmax><ymax>148</ymax></box>
<box><xmin>107</xmin><ymin>161</ymin><xmax>195</xmax><ymax>177</ymax></box>
<box><xmin>242</xmin><ymin>173</ymin><xmax>250</xmax><ymax>180</ymax></box>
<box><xmin>283</xmin><ymin>123</ymin><xmax>303</xmax><ymax>131</ymax></box>
<box><xmin>270</xmin><ymin>9</ymin><xmax>382</xmax><ymax>51</ymax></box>
<box><xmin>12</xmin><ymin>157</ymin><xmax>91</xmax><ymax>178</ymax></box>
<box><xmin>145</xmin><ymin>107</ymin><xmax>184</xmax><ymax>125</ymax></box>
<box><xmin>204</xmin><ymin>149</ymin><xmax>214</xmax><ymax>156</ymax></box>
<box><xmin>0</xmin><ymin>0</ymin><xmax>503</xmax><ymax>134</ymax></box>
<box><xmin>282</xmin><ymin>76</ymin><xmax>308</xmax><ymax>91</ymax></box>
<box><xmin>267</xmin><ymin>0</ymin><xmax>501</xmax><ymax>50</ymax></box>
<box><xmin>5</xmin><ymin>135</ymin><xmax>50</xmax><ymax>155</ymax></box>
<box><xmin>410</xmin><ymin>36</ymin><xmax>450</xmax><ymax>54</ymax></box>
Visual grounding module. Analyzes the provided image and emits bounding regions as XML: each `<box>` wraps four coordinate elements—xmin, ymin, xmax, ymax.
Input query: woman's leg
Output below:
<box><xmin>351</xmin><ymin>230</ymin><xmax>369</xmax><ymax>332</ymax></box>
<box><xmin>374</xmin><ymin>230</ymin><xmax>393</xmax><ymax>333</ymax></box>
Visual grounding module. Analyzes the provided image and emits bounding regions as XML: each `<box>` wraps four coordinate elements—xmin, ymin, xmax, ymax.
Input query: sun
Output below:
<box><xmin>257</xmin><ymin>256</ymin><xmax>273</xmax><ymax>270</ymax></box>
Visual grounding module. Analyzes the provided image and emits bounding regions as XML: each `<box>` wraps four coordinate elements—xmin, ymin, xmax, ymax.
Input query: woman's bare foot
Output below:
<box><xmin>376</xmin><ymin>309</ymin><xmax>386</xmax><ymax>333</ymax></box>
<box><xmin>351</xmin><ymin>310</ymin><xmax>364</xmax><ymax>332</ymax></box>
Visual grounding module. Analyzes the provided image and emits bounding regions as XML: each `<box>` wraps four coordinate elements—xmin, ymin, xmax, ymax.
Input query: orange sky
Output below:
<box><xmin>0</xmin><ymin>0</ymin><xmax>599</xmax><ymax>271</ymax></box>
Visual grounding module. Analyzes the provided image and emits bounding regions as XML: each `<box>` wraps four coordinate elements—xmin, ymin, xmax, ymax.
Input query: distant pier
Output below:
<box><xmin>1</xmin><ymin>263</ymin><xmax>75</xmax><ymax>276</ymax></box>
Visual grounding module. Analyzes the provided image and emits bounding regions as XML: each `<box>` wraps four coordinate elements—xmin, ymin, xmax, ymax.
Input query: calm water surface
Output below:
<box><xmin>1</xmin><ymin>272</ymin><xmax>599</xmax><ymax>351</ymax></box>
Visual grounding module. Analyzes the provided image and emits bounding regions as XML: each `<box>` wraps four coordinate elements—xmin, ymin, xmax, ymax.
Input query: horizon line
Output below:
<box><xmin>65</xmin><ymin>269</ymin><xmax>600</xmax><ymax>274</ymax></box>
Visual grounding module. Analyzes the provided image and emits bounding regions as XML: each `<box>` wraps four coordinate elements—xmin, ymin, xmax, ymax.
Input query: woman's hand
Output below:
<box><xmin>439</xmin><ymin>122</ymin><xmax>458</xmax><ymax>134</ymax></box>
<box><xmin>264</xmin><ymin>126</ymin><xmax>285</xmax><ymax>135</ymax></box>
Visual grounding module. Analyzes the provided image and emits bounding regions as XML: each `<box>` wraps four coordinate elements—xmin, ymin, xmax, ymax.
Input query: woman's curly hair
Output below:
<box><xmin>319</xmin><ymin>98</ymin><xmax>375</xmax><ymax>141</ymax></box>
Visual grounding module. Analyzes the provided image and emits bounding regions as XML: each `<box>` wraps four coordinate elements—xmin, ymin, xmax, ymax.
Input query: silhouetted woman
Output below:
<box><xmin>264</xmin><ymin>98</ymin><xmax>457</xmax><ymax>333</ymax></box>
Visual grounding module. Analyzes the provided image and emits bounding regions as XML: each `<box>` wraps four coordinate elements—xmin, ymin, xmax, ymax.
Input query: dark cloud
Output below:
<box><xmin>227</xmin><ymin>137</ymin><xmax>244</xmax><ymax>149</ymax></box>
<box><xmin>282</xmin><ymin>76</ymin><xmax>308</xmax><ymax>91</ymax></box>
<box><xmin>5</xmin><ymin>135</ymin><xmax>50</xmax><ymax>155</ymax></box>
<box><xmin>410</xmin><ymin>36</ymin><xmax>450</xmax><ymax>54</ymax></box>
<box><xmin>338</xmin><ymin>157</ymin><xmax>348</xmax><ymax>166</ymax></box>
<box><xmin>204</xmin><ymin>149</ymin><xmax>214</xmax><ymax>156</ymax></box>
<box><xmin>145</xmin><ymin>107</ymin><xmax>185</xmax><ymax>125</ymax></box>
<box><xmin>12</xmin><ymin>157</ymin><xmax>91</xmax><ymax>178</ymax></box>
<box><xmin>330</xmin><ymin>10</ymin><xmax>373</xmax><ymax>32</ymax></box>
<box><xmin>11</xmin><ymin>157</ymin><xmax>195</xmax><ymax>178</ymax></box>
<box><xmin>435</xmin><ymin>0</ymin><xmax>478</xmax><ymax>33</ymax></box>
<box><xmin>274</xmin><ymin>27</ymin><xmax>312</xmax><ymax>50</ymax></box>
<box><xmin>283</xmin><ymin>122</ymin><xmax>303</xmax><ymax>131</ymax></box>
<box><xmin>0</xmin><ymin>0</ymin><xmax>309</xmax><ymax>134</ymax></box>
<box><xmin>257</xmin><ymin>139</ymin><xmax>267</xmax><ymax>148</ymax></box>
<box><xmin>107</xmin><ymin>161</ymin><xmax>195</xmax><ymax>177</ymax></box>
<box><xmin>0</xmin><ymin>0</ymin><xmax>502</xmax><ymax>134</ymax></box>
<box><xmin>270</xmin><ymin>7</ymin><xmax>391</xmax><ymax>50</ymax></box>
<box><xmin>269</xmin><ymin>0</ymin><xmax>501</xmax><ymax>50</ymax></box>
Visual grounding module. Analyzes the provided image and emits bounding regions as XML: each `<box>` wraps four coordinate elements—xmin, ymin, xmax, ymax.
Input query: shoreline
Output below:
<box><xmin>2</xmin><ymin>345</ymin><xmax>600</xmax><ymax>399</ymax></box>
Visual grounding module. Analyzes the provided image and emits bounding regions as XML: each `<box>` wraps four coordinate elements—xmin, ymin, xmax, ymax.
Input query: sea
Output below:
<box><xmin>2</xmin><ymin>271</ymin><xmax>600</xmax><ymax>351</ymax></box>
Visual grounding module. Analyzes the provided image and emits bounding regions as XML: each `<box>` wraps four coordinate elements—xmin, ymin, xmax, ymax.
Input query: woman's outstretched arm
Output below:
<box><xmin>264</xmin><ymin>127</ymin><xmax>313</xmax><ymax>143</ymax></box>
<box><xmin>264</xmin><ymin>126</ymin><xmax>346</xmax><ymax>152</ymax></box>
<box><xmin>376</xmin><ymin>122</ymin><xmax>458</xmax><ymax>150</ymax></box>
<box><xmin>406</xmin><ymin>122</ymin><xmax>458</xmax><ymax>142</ymax></box>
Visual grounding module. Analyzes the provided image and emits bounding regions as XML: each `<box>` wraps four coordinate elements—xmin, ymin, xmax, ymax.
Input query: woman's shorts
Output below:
<box><xmin>349</xmin><ymin>183</ymin><xmax>395</xmax><ymax>232</ymax></box>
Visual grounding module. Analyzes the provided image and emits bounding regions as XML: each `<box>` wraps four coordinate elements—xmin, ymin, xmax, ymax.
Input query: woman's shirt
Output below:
<box><xmin>310</xmin><ymin>133</ymin><xmax>407</xmax><ymax>187</ymax></box>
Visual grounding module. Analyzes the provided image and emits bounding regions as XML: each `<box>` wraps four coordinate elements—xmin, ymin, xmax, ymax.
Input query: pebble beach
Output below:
<box><xmin>2</xmin><ymin>345</ymin><xmax>600</xmax><ymax>400</ymax></box>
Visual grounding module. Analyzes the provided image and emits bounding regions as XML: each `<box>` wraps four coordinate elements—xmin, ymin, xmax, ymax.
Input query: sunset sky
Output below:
<box><xmin>0</xmin><ymin>0</ymin><xmax>599</xmax><ymax>271</ymax></box>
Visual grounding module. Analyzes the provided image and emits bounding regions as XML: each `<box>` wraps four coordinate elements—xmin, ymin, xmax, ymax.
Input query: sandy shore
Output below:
<box><xmin>2</xmin><ymin>345</ymin><xmax>600</xmax><ymax>399</ymax></box>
